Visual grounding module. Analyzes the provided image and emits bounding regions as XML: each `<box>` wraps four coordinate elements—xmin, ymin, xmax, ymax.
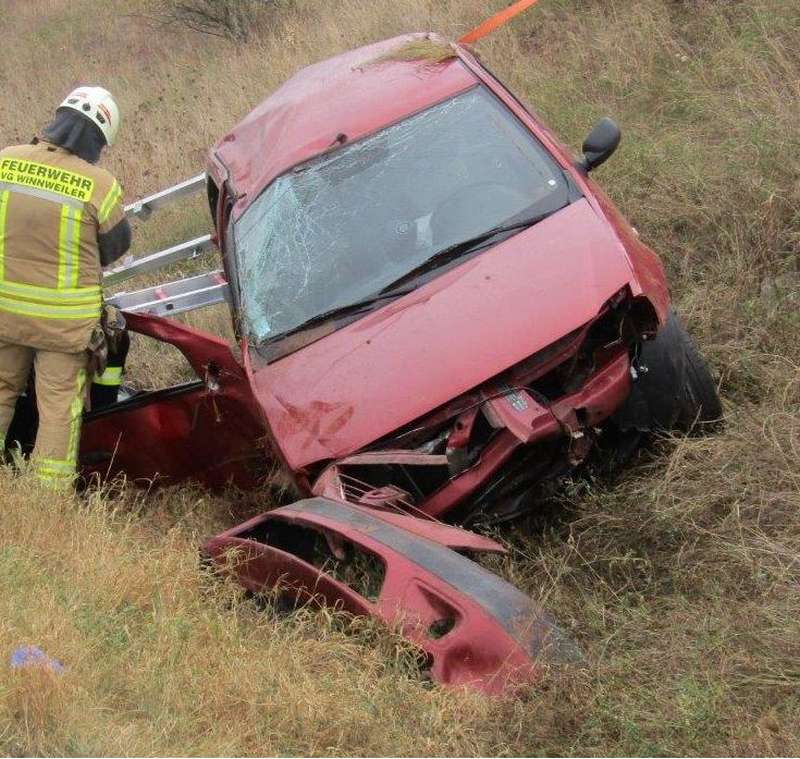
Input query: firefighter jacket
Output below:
<box><xmin>0</xmin><ymin>141</ymin><xmax>126</xmax><ymax>353</ymax></box>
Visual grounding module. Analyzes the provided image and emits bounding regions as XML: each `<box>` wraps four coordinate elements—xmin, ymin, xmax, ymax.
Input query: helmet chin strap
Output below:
<box><xmin>40</xmin><ymin>109</ymin><xmax>106</xmax><ymax>164</ymax></box>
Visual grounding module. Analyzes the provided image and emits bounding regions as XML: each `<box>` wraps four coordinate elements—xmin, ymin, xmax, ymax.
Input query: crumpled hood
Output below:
<box><xmin>250</xmin><ymin>199</ymin><xmax>637</xmax><ymax>470</ymax></box>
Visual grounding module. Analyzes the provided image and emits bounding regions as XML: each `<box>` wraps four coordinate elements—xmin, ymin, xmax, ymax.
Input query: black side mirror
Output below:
<box><xmin>580</xmin><ymin>117</ymin><xmax>621</xmax><ymax>172</ymax></box>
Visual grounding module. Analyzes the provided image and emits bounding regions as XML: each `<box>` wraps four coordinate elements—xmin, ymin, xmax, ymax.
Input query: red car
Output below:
<box><xmin>8</xmin><ymin>34</ymin><xmax>721</xmax><ymax>693</ymax></box>
<box><xmin>200</xmin><ymin>33</ymin><xmax>720</xmax><ymax>521</ymax></box>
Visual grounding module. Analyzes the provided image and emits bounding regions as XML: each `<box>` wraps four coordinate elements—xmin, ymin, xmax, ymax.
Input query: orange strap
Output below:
<box><xmin>458</xmin><ymin>0</ymin><xmax>542</xmax><ymax>44</ymax></box>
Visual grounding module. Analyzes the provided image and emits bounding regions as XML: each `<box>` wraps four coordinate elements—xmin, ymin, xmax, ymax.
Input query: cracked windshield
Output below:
<box><xmin>234</xmin><ymin>85</ymin><xmax>571</xmax><ymax>344</ymax></box>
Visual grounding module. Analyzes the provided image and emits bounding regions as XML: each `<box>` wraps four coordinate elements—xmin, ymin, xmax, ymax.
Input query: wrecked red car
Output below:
<box><xmin>197</xmin><ymin>33</ymin><xmax>720</xmax><ymax>522</ymax></box>
<box><xmin>6</xmin><ymin>34</ymin><xmax>721</xmax><ymax>693</ymax></box>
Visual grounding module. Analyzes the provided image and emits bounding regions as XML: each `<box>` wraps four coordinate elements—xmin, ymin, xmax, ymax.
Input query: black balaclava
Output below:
<box><xmin>40</xmin><ymin>108</ymin><xmax>106</xmax><ymax>164</ymax></box>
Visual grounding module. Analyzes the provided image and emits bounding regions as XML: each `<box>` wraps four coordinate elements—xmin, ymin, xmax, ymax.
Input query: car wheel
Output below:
<box><xmin>613</xmin><ymin>308</ymin><xmax>722</xmax><ymax>435</ymax></box>
<box><xmin>674</xmin><ymin>317</ymin><xmax>723</xmax><ymax>431</ymax></box>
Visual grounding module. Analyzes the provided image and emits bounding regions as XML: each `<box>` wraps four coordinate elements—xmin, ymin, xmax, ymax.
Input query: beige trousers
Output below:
<box><xmin>0</xmin><ymin>340</ymin><xmax>86</xmax><ymax>486</ymax></box>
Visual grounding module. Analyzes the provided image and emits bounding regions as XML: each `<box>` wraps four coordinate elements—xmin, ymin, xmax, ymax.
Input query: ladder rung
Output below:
<box><xmin>103</xmin><ymin>235</ymin><xmax>215</xmax><ymax>286</ymax></box>
<box><xmin>124</xmin><ymin>174</ymin><xmax>207</xmax><ymax>220</ymax></box>
<box><xmin>107</xmin><ymin>270</ymin><xmax>231</xmax><ymax>318</ymax></box>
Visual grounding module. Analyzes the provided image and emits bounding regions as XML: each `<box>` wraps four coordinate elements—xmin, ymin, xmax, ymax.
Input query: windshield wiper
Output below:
<box><xmin>378</xmin><ymin>208</ymin><xmax>563</xmax><ymax>296</ymax></box>
<box><xmin>261</xmin><ymin>285</ymin><xmax>417</xmax><ymax>344</ymax></box>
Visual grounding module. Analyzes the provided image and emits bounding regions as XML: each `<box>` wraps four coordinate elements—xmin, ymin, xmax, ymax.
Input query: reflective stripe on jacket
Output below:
<box><xmin>0</xmin><ymin>141</ymin><xmax>126</xmax><ymax>353</ymax></box>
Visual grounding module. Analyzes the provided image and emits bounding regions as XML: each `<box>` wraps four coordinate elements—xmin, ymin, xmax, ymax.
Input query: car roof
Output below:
<box><xmin>210</xmin><ymin>33</ymin><xmax>478</xmax><ymax>219</ymax></box>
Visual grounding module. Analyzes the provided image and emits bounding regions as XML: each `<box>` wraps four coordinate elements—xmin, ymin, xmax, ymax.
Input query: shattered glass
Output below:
<box><xmin>234</xmin><ymin>86</ymin><xmax>571</xmax><ymax>343</ymax></box>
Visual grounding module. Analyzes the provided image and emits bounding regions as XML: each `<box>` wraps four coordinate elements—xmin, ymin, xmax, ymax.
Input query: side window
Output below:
<box><xmin>219</xmin><ymin>189</ymin><xmax>242</xmax><ymax>338</ymax></box>
<box><xmin>220</xmin><ymin>191</ymin><xmax>235</xmax><ymax>261</ymax></box>
<box><xmin>116</xmin><ymin>332</ymin><xmax>200</xmax><ymax>394</ymax></box>
<box><xmin>207</xmin><ymin>178</ymin><xmax>220</xmax><ymax>232</ymax></box>
<box><xmin>224</xmin><ymin>208</ymin><xmax>234</xmax><ymax>259</ymax></box>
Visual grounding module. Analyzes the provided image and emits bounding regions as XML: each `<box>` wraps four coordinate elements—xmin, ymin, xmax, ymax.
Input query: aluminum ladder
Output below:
<box><xmin>103</xmin><ymin>174</ymin><xmax>231</xmax><ymax>318</ymax></box>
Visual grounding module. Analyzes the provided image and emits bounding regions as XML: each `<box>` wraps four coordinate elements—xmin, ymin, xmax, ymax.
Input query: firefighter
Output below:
<box><xmin>0</xmin><ymin>87</ymin><xmax>131</xmax><ymax>487</ymax></box>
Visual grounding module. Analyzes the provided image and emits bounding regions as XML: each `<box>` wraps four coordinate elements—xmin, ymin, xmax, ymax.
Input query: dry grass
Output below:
<box><xmin>369</xmin><ymin>35</ymin><xmax>457</xmax><ymax>65</ymax></box>
<box><xmin>0</xmin><ymin>0</ymin><xmax>798</xmax><ymax>754</ymax></box>
<box><xmin>0</xmin><ymin>471</ymin><xmax>517</xmax><ymax>756</ymax></box>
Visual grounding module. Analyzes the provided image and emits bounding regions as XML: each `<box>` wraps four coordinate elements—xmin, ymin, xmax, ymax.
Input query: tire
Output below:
<box><xmin>674</xmin><ymin>320</ymin><xmax>723</xmax><ymax>431</ymax></box>
<box><xmin>613</xmin><ymin>308</ymin><xmax>722</xmax><ymax>435</ymax></box>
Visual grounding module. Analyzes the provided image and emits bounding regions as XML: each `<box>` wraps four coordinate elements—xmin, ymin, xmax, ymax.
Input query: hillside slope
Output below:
<box><xmin>0</xmin><ymin>0</ymin><xmax>798</xmax><ymax>755</ymax></box>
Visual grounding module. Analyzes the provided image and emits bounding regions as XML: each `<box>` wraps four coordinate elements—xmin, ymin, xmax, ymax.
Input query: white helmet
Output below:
<box><xmin>58</xmin><ymin>86</ymin><xmax>121</xmax><ymax>147</ymax></box>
